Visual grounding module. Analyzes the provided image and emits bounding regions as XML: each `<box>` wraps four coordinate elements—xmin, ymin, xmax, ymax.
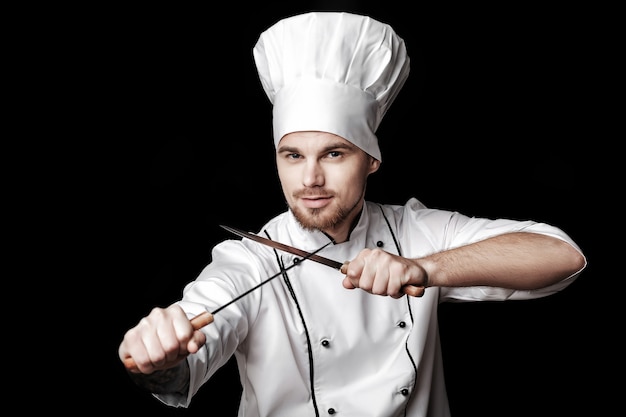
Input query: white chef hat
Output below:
<box><xmin>253</xmin><ymin>12</ymin><xmax>410</xmax><ymax>161</ymax></box>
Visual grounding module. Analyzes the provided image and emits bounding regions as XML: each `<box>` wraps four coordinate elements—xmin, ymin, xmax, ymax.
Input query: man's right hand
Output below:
<box><xmin>119</xmin><ymin>304</ymin><xmax>207</xmax><ymax>374</ymax></box>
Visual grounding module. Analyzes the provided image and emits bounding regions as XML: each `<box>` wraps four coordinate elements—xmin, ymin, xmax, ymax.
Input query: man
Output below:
<box><xmin>118</xmin><ymin>12</ymin><xmax>586</xmax><ymax>417</ymax></box>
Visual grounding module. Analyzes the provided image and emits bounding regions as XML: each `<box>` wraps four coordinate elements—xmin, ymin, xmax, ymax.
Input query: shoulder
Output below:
<box><xmin>365</xmin><ymin>197</ymin><xmax>457</xmax><ymax>224</ymax></box>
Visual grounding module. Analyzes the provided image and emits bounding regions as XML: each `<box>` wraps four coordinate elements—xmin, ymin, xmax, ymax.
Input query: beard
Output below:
<box><xmin>289</xmin><ymin>189</ymin><xmax>364</xmax><ymax>233</ymax></box>
<box><xmin>291</xmin><ymin>204</ymin><xmax>350</xmax><ymax>232</ymax></box>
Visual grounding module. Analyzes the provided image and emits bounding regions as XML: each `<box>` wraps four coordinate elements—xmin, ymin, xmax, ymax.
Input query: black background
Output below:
<box><xmin>59</xmin><ymin>2</ymin><xmax>613</xmax><ymax>416</ymax></box>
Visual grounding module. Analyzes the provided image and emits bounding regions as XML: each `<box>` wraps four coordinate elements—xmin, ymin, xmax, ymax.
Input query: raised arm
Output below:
<box><xmin>342</xmin><ymin>232</ymin><xmax>586</xmax><ymax>298</ymax></box>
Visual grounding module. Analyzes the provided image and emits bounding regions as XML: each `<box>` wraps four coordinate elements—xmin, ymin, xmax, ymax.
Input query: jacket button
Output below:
<box><xmin>321</xmin><ymin>339</ymin><xmax>330</xmax><ymax>347</ymax></box>
<box><xmin>398</xmin><ymin>321</ymin><xmax>406</xmax><ymax>328</ymax></box>
<box><xmin>328</xmin><ymin>408</ymin><xmax>336</xmax><ymax>414</ymax></box>
<box><xmin>376</xmin><ymin>240</ymin><xmax>384</xmax><ymax>247</ymax></box>
<box><xmin>401</xmin><ymin>388</ymin><xmax>409</xmax><ymax>396</ymax></box>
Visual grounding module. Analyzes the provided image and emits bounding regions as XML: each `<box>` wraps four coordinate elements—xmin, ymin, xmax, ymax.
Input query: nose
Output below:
<box><xmin>302</xmin><ymin>160</ymin><xmax>324</xmax><ymax>187</ymax></box>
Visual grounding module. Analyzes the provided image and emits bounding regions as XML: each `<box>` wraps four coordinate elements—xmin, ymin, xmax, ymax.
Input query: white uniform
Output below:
<box><xmin>155</xmin><ymin>198</ymin><xmax>584</xmax><ymax>416</ymax></box>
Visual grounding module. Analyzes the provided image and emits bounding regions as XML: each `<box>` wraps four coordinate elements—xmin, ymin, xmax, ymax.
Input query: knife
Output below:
<box><xmin>220</xmin><ymin>224</ymin><xmax>349</xmax><ymax>273</ymax></box>
<box><xmin>220</xmin><ymin>225</ymin><xmax>425</xmax><ymax>298</ymax></box>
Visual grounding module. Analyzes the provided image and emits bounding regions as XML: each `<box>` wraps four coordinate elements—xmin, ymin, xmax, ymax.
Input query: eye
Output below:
<box><xmin>327</xmin><ymin>151</ymin><xmax>342</xmax><ymax>158</ymax></box>
<box><xmin>286</xmin><ymin>153</ymin><xmax>302</xmax><ymax>160</ymax></box>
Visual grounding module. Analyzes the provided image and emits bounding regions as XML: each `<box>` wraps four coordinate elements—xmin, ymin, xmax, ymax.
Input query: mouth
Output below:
<box><xmin>301</xmin><ymin>195</ymin><xmax>332</xmax><ymax>209</ymax></box>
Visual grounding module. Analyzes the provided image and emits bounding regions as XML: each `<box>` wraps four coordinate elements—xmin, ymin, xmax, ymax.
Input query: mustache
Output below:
<box><xmin>293</xmin><ymin>189</ymin><xmax>333</xmax><ymax>198</ymax></box>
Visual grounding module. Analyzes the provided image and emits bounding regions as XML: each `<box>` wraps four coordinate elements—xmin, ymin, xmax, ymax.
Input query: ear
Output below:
<box><xmin>368</xmin><ymin>157</ymin><xmax>381</xmax><ymax>175</ymax></box>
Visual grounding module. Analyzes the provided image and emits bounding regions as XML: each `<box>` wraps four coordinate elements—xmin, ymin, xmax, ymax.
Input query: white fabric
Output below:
<box><xmin>253</xmin><ymin>12</ymin><xmax>410</xmax><ymax>161</ymax></box>
<box><xmin>154</xmin><ymin>198</ymin><xmax>584</xmax><ymax>417</ymax></box>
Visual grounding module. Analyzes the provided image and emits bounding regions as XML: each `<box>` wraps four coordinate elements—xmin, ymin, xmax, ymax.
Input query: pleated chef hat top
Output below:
<box><xmin>253</xmin><ymin>12</ymin><xmax>410</xmax><ymax>161</ymax></box>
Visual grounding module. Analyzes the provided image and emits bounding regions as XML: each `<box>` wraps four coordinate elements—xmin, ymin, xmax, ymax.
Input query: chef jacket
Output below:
<box><xmin>155</xmin><ymin>197</ymin><xmax>585</xmax><ymax>416</ymax></box>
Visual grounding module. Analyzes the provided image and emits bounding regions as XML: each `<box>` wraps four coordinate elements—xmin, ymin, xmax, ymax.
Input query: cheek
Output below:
<box><xmin>332</xmin><ymin>170</ymin><xmax>365</xmax><ymax>197</ymax></box>
<box><xmin>277</xmin><ymin>167</ymin><xmax>297</xmax><ymax>191</ymax></box>
<box><xmin>276</xmin><ymin>161</ymin><xmax>289</xmax><ymax>182</ymax></box>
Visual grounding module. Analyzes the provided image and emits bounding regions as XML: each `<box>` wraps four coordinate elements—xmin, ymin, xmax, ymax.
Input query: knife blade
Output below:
<box><xmin>221</xmin><ymin>224</ymin><xmax>426</xmax><ymax>298</ymax></box>
<box><xmin>220</xmin><ymin>224</ymin><xmax>348</xmax><ymax>273</ymax></box>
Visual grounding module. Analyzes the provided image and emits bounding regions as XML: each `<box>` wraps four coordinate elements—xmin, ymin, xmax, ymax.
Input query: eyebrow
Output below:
<box><xmin>277</xmin><ymin>142</ymin><xmax>355</xmax><ymax>154</ymax></box>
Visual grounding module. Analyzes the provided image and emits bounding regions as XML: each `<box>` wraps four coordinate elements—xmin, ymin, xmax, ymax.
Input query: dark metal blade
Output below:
<box><xmin>220</xmin><ymin>224</ymin><xmax>344</xmax><ymax>270</ymax></box>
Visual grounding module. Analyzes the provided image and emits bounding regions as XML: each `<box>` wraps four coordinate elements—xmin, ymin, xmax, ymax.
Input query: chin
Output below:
<box><xmin>292</xmin><ymin>206</ymin><xmax>341</xmax><ymax>232</ymax></box>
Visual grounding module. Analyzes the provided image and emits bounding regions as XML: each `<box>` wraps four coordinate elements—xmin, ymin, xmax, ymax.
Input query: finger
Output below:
<box><xmin>403</xmin><ymin>285</ymin><xmax>426</xmax><ymax>298</ymax></box>
<box><xmin>342</xmin><ymin>275</ymin><xmax>357</xmax><ymax>289</ymax></box>
<box><xmin>120</xmin><ymin>336</ymin><xmax>152</xmax><ymax>374</ymax></box>
<box><xmin>123</xmin><ymin>327</ymin><xmax>167</xmax><ymax>373</ymax></box>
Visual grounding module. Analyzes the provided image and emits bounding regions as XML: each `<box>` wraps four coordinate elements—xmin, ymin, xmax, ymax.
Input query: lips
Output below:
<box><xmin>301</xmin><ymin>196</ymin><xmax>331</xmax><ymax>209</ymax></box>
